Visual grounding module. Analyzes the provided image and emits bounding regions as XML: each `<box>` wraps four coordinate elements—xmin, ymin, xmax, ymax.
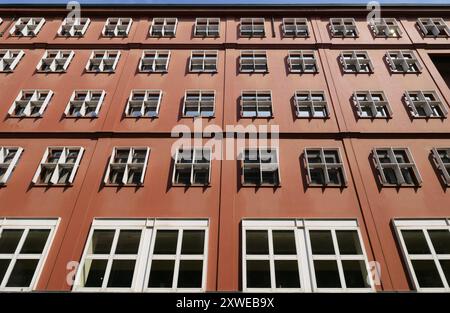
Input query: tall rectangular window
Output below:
<box><xmin>189</xmin><ymin>50</ymin><xmax>218</xmax><ymax>73</ymax></box>
<box><xmin>86</xmin><ymin>50</ymin><xmax>120</xmax><ymax>73</ymax></box>
<box><xmin>282</xmin><ymin>18</ymin><xmax>309</xmax><ymax>37</ymax></box>
<box><xmin>0</xmin><ymin>147</ymin><xmax>23</xmax><ymax>184</ymax></box>
<box><xmin>330</xmin><ymin>18</ymin><xmax>358</xmax><ymax>38</ymax></box>
<box><xmin>417</xmin><ymin>18</ymin><xmax>450</xmax><ymax>37</ymax></box>
<box><xmin>65</xmin><ymin>90</ymin><xmax>106</xmax><ymax>118</ymax></box>
<box><xmin>353</xmin><ymin>91</ymin><xmax>392</xmax><ymax>118</ymax></box>
<box><xmin>304</xmin><ymin>148</ymin><xmax>347</xmax><ymax>187</ymax></box>
<box><xmin>139</xmin><ymin>50</ymin><xmax>170</xmax><ymax>72</ymax></box>
<box><xmin>294</xmin><ymin>91</ymin><xmax>328</xmax><ymax>118</ymax></box>
<box><xmin>240</xmin><ymin>18</ymin><xmax>265</xmax><ymax>37</ymax></box>
<box><xmin>172</xmin><ymin>147</ymin><xmax>211</xmax><ymax>186</ymax></box>
<box><xmin>404</xmin><ymin>91</ymin><xmax>448</xmax><ymax>118</ymax></box>
<box><xmin>102</xmin><ymin>18</ymin><xmax>132</xmax><ymax>37</ymax></box>
<box><xmin>194</xmin><ymin>18</ymin><xmax>220</xmax><ymax>37</ymax></box>
<box><xmin>0</xmin><ymin>50</ymin><xmax>25</xmax><ymax>72</ymax></box>
<box><xmin>240</xmin><ymin>51</ymin><xmax>268</xmax><ymax>73</ymax></box>
<box><xmin>241</xmin><ymin>91</ymin><xmax>273</xmax><ymax>118</ymax></box>
<box><xmin>386</xmin><ymin>51</ymin><xmax>422</xmax><ymax>73</ymax></box>
<box><xmin>242</xmin><ymin>148</ymin><xmax>280</xmax><ymax>186</ymax></box>
<box><xmin>10</xmin><ymin>17</ymin><xmax>45</xmax><ymax>37</ymax></box>
<box><xmin>125</xmin><ymin>90</ymin><xmax>162</xmax><ymax>118</ymax></box>
<box><xmin>150</xmin><ymin>18</ymin><xmax>177</xmax><ymax>37</ymax></box>
<box><xmin>104</xmin><ymin>147</ymin><xmax>150</xmax><ymax>186</ymax></box>
<box><xmin>37</xmin><ymin>50</ymin><xmax>74</xmax><ymax>73</ymax></box>
<box><xmin>432</xmin><ymin>148</ymin><xmax>450</xmax><ymax>186</ymax></box>
<box><xmin>58</xmin><ymin>17</ymin><xmax>90</xmax><ymax>37</ymax></box>
<box><xmin>8</xmin><ymin>90</ymin><xmax>53</xmax><ymax>118</ymax></box>
<box><xmin>288</xmin><ymin>50</ymin><xmax>318</xmax><ymax>73</ymax></box>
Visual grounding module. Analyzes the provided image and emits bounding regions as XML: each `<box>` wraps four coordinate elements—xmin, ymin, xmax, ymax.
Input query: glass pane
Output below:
<box><xmin>310</xmin><ymin>230</ymin><xmax>335</xmax><ymax>255</ymax></box>
<box><xmin>6</xmin><ymin>259</ymin><xmax>39</xmax><ymax>287</ymax></box>
<box><xmin>153</xmin><ymin>230</ymin><xmax>178</xmax><ymax>255</ymax></box>
<box><xmin>272</xmin><ymin>230</ymin><xmax>297</xmax><ymax>255</ymax></box>
<box><xmin>274</xmin><ymin>260</ymin><xmax>300</xmax><ymax>288</ymax></box>
<box><xmin>90</xmin><ymin>230</ymin><xmax>115</xmax><ymax>254</ymax></box>
<box><xmin>0</xmin><ymin>229</ymin><xmax>24</xmax><ymax>254</ymax></box>
<box><xmin>428</xmin><ymin>230</ymin><xmax>450</xmax><ymax>254</ymax></box>
<box><xmin>107</xmin><ymin>260</ymin><xmax>136</xmax><ymax>288</ymax></box>
<box><xmin>0</xmin><ymin>259</ymin><xmax>11</xmax><ymax>284</ymax></box>
<box><xmin>411</xmin><ymin>260</ymin><xmax>443</xmax><ymax>288</ymax></box>
<box><xmin>181</xmin><ymin>230</ymin><xmax>205</xmax><ymax>255</ymax></box>
<box><xmin>439</xmin><ymin>260</ymin><xmax>450</xmax><ymax>285</ymax></box>
<box><xmin>246</xmin><ymin>260</ymin><xmax>271</xmax><ymax>288</ymax></box>
<box><xmin>342</xmin><ymin>260</ymin><xmax>370</xmax><ymax>288</ymax></box>
<box><xmin>148</xmin><ymin>260</ymin><xmax>175</xmax><ymax>288</ymax></box>
<box><xmin>20</xmin><ymin>230</ymin><xmax>50</xmax><ymax>254</ymax></box>
<box><xmin>83</xmin><ymin>259</ymin><xmax>108</xmax><ymax>287</ymax></box>
<box><xmin>246</xmin><ymin>230</ymin><xmax>269</xmax><ymax>255</ymax></box>
<box><xmin>115</xmin><ymin>230</ymin><xmax>141</xmax><ymax>255</ymax></box>
<box><xmin>314</xmin><ymin>260</ymin><xmax>341</xmax><ymax>288</ymax></box>
<box><xmin>336</xmin><ymin>231</ymin><xmax>363</xmax><ymax>255</ymax></box>
<box><xmin>177</xmin><ymin>260</ymin><xmax>203</xmax><ymax>288</ymax></box>
<box><xmin>402</xmin><ymin>230</ymin><xmax>430</xmax><ymax>254</ymax></box>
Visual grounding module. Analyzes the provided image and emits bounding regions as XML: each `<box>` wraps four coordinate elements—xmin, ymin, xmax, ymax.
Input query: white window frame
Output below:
<box><xmin>240</xmin><ymin>50</ymin><xmax>268</xmax><ymax>73</ymax></box>
<box><xmin>182</xmin><ymin>90</ymin><xmax>215</xmax><ymax>118</ymax></box>
<box><xmin>0</xmin><ymin>218</ymin><xmax>60</xmax><ymax>291</ymax></box>
<box><xmin>194</xmin><ymin>18</ymin><xmax>220</xmax><ymax>37</ymax></box>
<box><xmin>86</xmin><ymin>50</ymin><xmax>120</xmax><ymax>73</ymax></box>
<box><xmin>240</xmin><ymin>90</ymin><xmax>273</xmax><ymax>118</ymax></box>
<box><xmin>0</xmin><ymin>50</ymin><xmax>25</xmax><ymax>72</ymax></box>
<box><xmin>8</xmin><ymin>89</ymin><xmax>53</xmax><ymax>118</ymax></box>
<box><xmin>125</xmin><ymin>90</ymin><xmax>162</xmax><ymax>118</ymax></box>
<box><xmin>241</xmin><ymin>148</ymin><xmax>280</xmax><ymax>186</ymax></box>
<box><xmin>189</xmin><ymin>50</ymin><xmax>218</xmax><ymax>73</ymax></box>
<box><xmin>10</xmin><ymin>17</ymin><xmax>45</xmax><ymax>37</ymax></box>
<box><xmin>340</xmin><ymin>51</ymin><xmax>374</xmax><ymax>73</ymax></box>
<box><xmin>0</xmin><ymin>147</ymin><xmax>23</xmax><ymax>185</ymax></box>
<box><xmin>288</xmin><ymin>50</ymin><xmax>318</xmax><ymax>73</ymax></box>
<box><xmin>386</xmin><ymin>50</ymin><xmax>422</xmax><ymax>73</ymax></box>
<box><xmin>393</xmin><ymin>218</ymin><xmax>450</xmax><ymax>292</ymax></box>
<box><xmin>36</xmin><ymin>50</ymin><xmax>74</xmax><ymax>73</ymax></box>
<box><xmin>282</xmin><ymin>18</ymin><xmax>309</xmax><ymax>37</ymax></box>
<box><xmin>57</xmin><ymin>17</ymin><xmax>90</xmax><ymax>37</ymax></box>
<box><xmin>64</xmin><ymin>90</ymin><xmax>106</xmax><ymax>118</ymax></box>
<box><xmin>304</xmin><ymin>148</ymin><xmax>348</xmax><ymax>187</ymax></box>
<box><xmin>73</xmin><ymin>218</ymin><xmax>208</xmax><ymax>292</ymax></box>
<box><xmin>294</xmin><ymin>91</ymin><xmax>329</xmax><ymax>119</ymax></box>
<box><xmin>417</xmin><ymin>18</ymin><xmax>450</xmax><ymax>37</ymax></box>
<box><xmin>404</xmin><ymin>90</ymin><xmax>448</xmax><ymax>118</ymax></box>
<box><xmin>104</xmin><ymin>147</ymin><xmax>150</xmax><ymax>186</ymax></box>
<box><xmin>431</xmin><ymin>148</ymin><xmax>450</xmax><ymax>186</ymax></box>
<box><xmin>172</xmin><ymin>147</ymin><xmax>212</xmax><ymax>186</ymax></box>
<box><xmin>32</xmin><ymin>146</ymin><xmax>84</xmax><ymax>185</ymax></box>
<box><xmin>353</xmin><ymin>91</ymin><xmax>393</xmax><ymax>119</ymax></box>
<box><xmin>149</xmin><ymin>18</ymin><xmax>178</xmax><ymax>37</ymax></box>
<box><xmin>330</xmin><ymin>18</ymin><xmax>359</xmax><ymax>38</ymax></box>
<box><xmin>240</xmin><ymin>18</ymin><xmax>265</xmax><ymax>37</ymax></box>
<box><xmin>370</xmin><ymin>18</ymin><xmax>402</xmax><ymax>37</ymax></box>
<box><xmin>139</xmin><ymin>50</ymin><xmax>170</xmax><ymax>73</ymax></box>
<box><xmin>102</xmin><ymin>18</ymin><xmax>132</xmax><ymax>37</ymax></box>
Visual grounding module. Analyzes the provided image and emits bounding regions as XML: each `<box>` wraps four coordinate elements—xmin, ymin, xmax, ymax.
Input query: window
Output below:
<box><xmin>282</xmin><ymin>18</ymin><xmax>309</xmax><ymax>37</ymax></box>
<box><xmin>172</xmin><ymin>147</ymin><xmax>211</xmax><ymax>186</ymax></box>
<box><xmin>304</xmin><ymin>148</ymin><xmax>347</xmax><ymax>187</ymax></box>
<box><xmin>353</xmin><ymin>91</ymin><xmax>392</xmax><ymax>118</ymax></box>
<box><xmin>431</xmin><ymin>148</ymin><xmax>450</xmax><ymax>186</ymax></box>
<box><xmin>404</xmin><ymin>91</ymin><xmax>448</xmax><ymax>118</ymax></box>
<box><xmin>189</xmin><ymin>50</ymin><xmax>218</xmax><ymax>73</ymax></box>
<box><xmin>194</xmin><ymin>18</ymin><xmax>220</xmax><ymax>37</ymax></box>
<box><xmin>370</xmin><ymin>18</ymin><xmax>402</xmax><ymax>37</ymax></box>
<box><xmin>242</xmin><ymin>148</ymin><xmax>280</xmax><ymax>186</ymax></box>
<box><xmin>241</xmin><ymin>91</ymin><xmax>273</xmax><ymax>118</ymax></box>
<box><xmin>0</xmin><ymin>147</ymin><xmax>23</xmax><ymax>185</ymax></box>
<box><xmin>8</xmin><ymin>89</ymin><xmax>53</xmax><ymax>118</ymax></box>
<box><xmin>240</xmin><ymin>51</ymin><xmax>268</xmax><ymax>73</ymax></box>
<box><xmin>240</xmin><ymin>18</ymin><xmax>265</xmax><ymax>37</ymax></box>
<box><xmin>417</xmin><ymin>18</ymin><xmax>450</xmax><ymax>37</ymax></box>
<box><xmin>288</xmin><ymin>50</ymin><xmax>318</xmax><ymax>73</ymax></box>
<box><xmin>329</xmin><ymin>18</ymin><xmax>359</xmax><ymax>38</ymax></box>
<box><xmin>242</xmin><ymin>219</ymin><xmax>373</xmax><ymax>292</ymax></box>
<box><xmin>73</xmin><ymin>219</ymin><xmax>208</xmax><ymax>292</ymax></box>
<box><xmin>294</xmin><ymin>91</ymin><xmax>329</xmax><ymax>118</ymax></box>
<box><xmin>139</xmin><ymin>50</ymin><xmax>170</xmax><ymax>72</ymax></box>
<box><xmin>103</xmin><ymin>18</ymin><xmax>132</xmax><ymax>37</ymax></box>
<box><xmin>340</xmin><ymin>51</ymin><xmax>373</xmax><ymax>73</ymax></box>
<box><xmin>125</xmin><ymin>90</ymin><xmax>162</xmax><ymax>118</ymax></box>
<box><xmin>58</xmin><ymin>17</ymin><xmax>90</xmax><ymax>37</ymax></box>
<box><xmin>182</xmin><ymin>90</ymin><xmax>215</xmax><ymax>118</ymax></box>
<box><xmin>37</xmin><ymin>50</ymin><xmax>74</xmax><ymax>73</ymax></box>
<box><xmin>32</xmin><ymin>147</ymin><xmax>84</xmax><ymax>185</ymax></box>
<box><xmin>394</xmin><ymin>219</ymin><xmax>450</xmax><ymax>292</ymax></box>
<box><xmin>150</xmin><ymin>18</ymin><xmax>177</xmax><ymax>37</ymax></box>
<box><xmin>10</xmin><ymin>17</ymin><xmax>45</xmax><ymax>37</ymax></box>
<box><xmin>372</xmin><ymin>147</ymin><xmax>422</xmax><ymax>186</ymax></box>
<box><xmin>0</xmin><ymin>219</ymin><xmax>59</xmax><ymax>291</ymax></box>
<box><xmin>0</xmin><ymin>50</ymin><xmax>24</xmax><ymax>72</ymax></box>
<box><xmin>386</xmin><ymin>51</ymin><xmax>422</xmax><ymax>73</ymax></box>
<box><xmin>104</xmin><ymin>147</ymin><xmax>150</xmax><ymax>185</ymax></box>
<box><xmin>86</xmin><ymin>50</ymin><xmax>120</xmax><ymax>73</ymax></box>
<box><xmin>64</xmin><ymin>90</ymin><xmax>106</xmax><ymax>118</ymax></box>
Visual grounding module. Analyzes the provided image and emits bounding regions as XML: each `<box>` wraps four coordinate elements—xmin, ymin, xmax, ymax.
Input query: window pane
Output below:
<box><xmin>246</xmin><ymin>260</ymin><xmax>271</xmax><ymax>288</ymax></box>
<box><xmin>181</xmin><ymin>230</ymin><xmax>205</xmax><ymax>255</ymax></box>
<box><xmin>177</xmin><ymin>260</ymin><xmax>203</xmax><ymax>288</ymax></box>
<box><xmin>153</xmin><ymin>230</ymin><xmax>178</xmax><ymax>255</ymax></box>
<box><xmin>6</xmin><ymin>259</ymin><xmax>39</xmax><ymax>287</ymax></box>
<box><xmin>148</xmin><ymin>260</ymin><xmax>175</xmax><ymax>288</ymax></box>
<box><xmin>439</xmin><ymin>260</ymin><xmax>450</xmax><ymax>285</ymax></box>
<box><xmin>411</xmin><ymin>260</ymin><xmax>444</xmax><ymax>288</ymax></box>
<box><xmin>342</xmin><ymin>260</ymin><xmax>370</xmax><ymax>288</ymax></box>
<box><xmin>272</xmin><ymin>230</ymin><xmax>297</xmax><ymax>255</ymax></box>
<box><xmin>314</xmin><ymin>260</ymin><xmax>341</xmax><ymax>288</ymax></box>
<box><xmin>402</xmin><ymin>230</ymin><xmax>430</xmax><ymax>254</ymax></box>
<box><xmin>0</xmin><ymin>259</ymin><xmax>11</xmax><ymax>284</ymax></box>
<box><xmin>428</xmin><ymin>230</ymin><xmax>450</xmax><ymax>254</ymax></box>
<box><xmin>115</xmin><ymin>230</ymin><xmax>141</xmax><ymax>255</ymax></box>
<box><xmin>90</xmin><ymin>230</ymin><xmax>115</xmax><ymax>254</ymax></box>
<box><xmin>20</xmin><ymin>230</ymin><xmax>50</xmax><ymax>254</ymax></box>
<box><xmin>246</xmin><ymin>230</ymin><xmax>269</xmax><ymax>255</ymax></box>
<box><xmin>336</xmin><ymin>230</ymin><xmax>363</xmax><ymax>255</ymax></box>
<box><xmin>83</xmin><ymin>259</ymin><xmax>108</xmax><ymax>287</ymax></box>
<box><xmin>107</xmin><ymin>260</ymin><xmax>136</xmax><ymax>288</ymax></box>
<box><xmin>310</xmin><ymin>230</ymin><xmax>335</xmax><ymax>255</ymax></box>
<box><xmin>274</xmin><ymin>260</ymin><xmax>300</xmax><ymax>288</ymax></box>
<box><xmin>0</xmin><ymin>229</ymin><xmax>24</xmax><ymax>254</ymax></box>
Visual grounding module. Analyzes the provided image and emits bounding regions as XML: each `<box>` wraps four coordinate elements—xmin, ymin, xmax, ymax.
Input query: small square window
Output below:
<box><xmin>103</xmin><ymin>18</ymin><xmax>132</xmax><ymax>37</ymax></box>
<box><xmin>86</xmin><ymin>50</ymin><xmax>120</xmax><ymax>73</ymax></box>
<box><xmin>150</xmin><ymin>18</ymin><xmax>177</xmax><ymax>37</ymax></box>
<box><xmin>0</xmin><ymin>50</ymin><xmax>25</xmax><ymax>72</ymax></box>
<box><xmin>304</xmin><ymin>148</ymin><xmax>347</xmax><ymax>186</ymax></box>
<box><xmin>58</xmin><ymin>18</ymin><xmax>90</xmax><ymax>37</ymax></box>
<box><xmin>241</xmin><ymin>91</ymin><xmax>273</xmax><ymax>118</ymax></box>
<box><xmin>189</xmin><ymin>50</ymin><xmax>218</xmax><ymax>72</ymax></box>
<box><xmin>404</xmin><ymin>91</ymin><xmax>447</xmax><ymax>118</ymax></box>
<box><xmin>370</xmin><ymin>18</ymin><xmax>402</xmax><ymax>37</ymax></box>
<box><xmin>105</xmin><ymin>147</ymin><xmax>150</xmax><ymax>185</ymax></box>
<box><xmin>294</xmin><ymin>91</ymin><xmax>328</xmax><ymax>118</ymax></box>
<box><xmin>37</xmin><ymin>50</ymin><xmax>74</xmax><ymax>73</ymax></box>
<box><xmin>8</xmin><ymin>90</ymin><xmax>53</xmax><ymax>118</ymax></box>
<box><xmin>417</xmin><ymin>18</ymin><xmax>450</xmax><ymax>37</ymax></box>
<box><xmin>330</xmin><ymin>18</ymin><xmax>359</xmax><ymax>38</ymax></box>
<box><xmin>240</xmin><ymin>50</ymin><xmax>268</xmax><ymax>73</ymax></box>
<box><xmin>139</xmin><ymin>50</ymin><xmax>170</xmax><ymax>72</ymax></box>
<box><xmin>242</xmin><ymin>148</ymin><xmax>280</xmax><ymax>186</ymax></box>
<box><xmin>172</xmin><ymin>147</ymin><xmax>211</xmax><ymax>186</ymax></box>
<box><xmin>282</xmin><ymin>18</ymin><xmax>309</xmax><ymax>37</ymax></box>
<box><xmin>125</xmin><ymin>90</ymin><xmax>162</xmax><ymax>118</ymax></box>
<box><xmin>386</xmin><ymin>51</ymin><xmax>422</xmax><ymax>73</ymax></box>
<box><xmin>240</xmin><ymin>18</ymin><xmax>265</xmax><ymax>37</ymax></box>
<box><xmin>0</xmin><ymin>147</ymin><xmax>23</xmax><ymax>184</ymax></box>
<box><xmin>194</xmin><ymin>18</ymin><xmax>220</xmax><ymax>37</ymax></box>
<box><xmin>353</xmin><ymin>91</ymin><xmax>392</xmax><ymax>118</ymax></box>
<box><xmin>288</xmin><ymin>50</ymin><xmax>318</xmax><ymax>73</ymax></box>
<box><xmin>182</xmin><ymin>90</ymin><xmax>215</xmax><ymax>118</ymax></box>
<box><xmin>65</xmin><ymin>90</ymin><xmax>105</xmax><ymax>118</ymax></box>
<box><xmin>340</xmin><ymin>51</ymin><xmax>373</xmax><ymax>73</ymax></box>
<box><xmin>10</xmin><ymin>18</ymin><xmax>45</xmax><ymax>37</ymax></box>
